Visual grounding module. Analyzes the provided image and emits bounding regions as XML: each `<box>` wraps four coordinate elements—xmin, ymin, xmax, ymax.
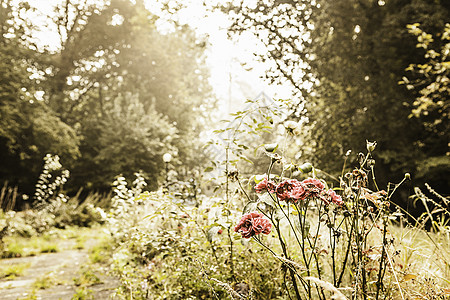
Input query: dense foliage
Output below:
<box><xmin>0</xmin><ymin>0</ymin><xmax>214</xmax><ymax>201</ymax></box>
<box><xmin>222</xmin><ymin>0</ymin><xmax>450</xmax><ymax>200</ymax></box>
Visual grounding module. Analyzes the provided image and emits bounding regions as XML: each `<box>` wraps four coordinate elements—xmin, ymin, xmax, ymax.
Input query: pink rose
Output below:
<box><xmin>234</xmin><ymin>212</ymin><xmax>272</xmax><ymax>238</ymax></box>
<box><xmin>255</xmin><ymin>178</ymin><xmax>276</xmax><ymax>193</ymax></box>
<box><xmin>301</xmin><ymin>178</ymin><xmax>325</xmax><ymax>190</ymax></box>
<box><xmin>327</xmin><ymin>189</ymin><xmax>343</xmax><ymax>206</ymax></box>
<box><xmin>252</xmin><ymin>217</ymin><xmax>272</xmax><ymax>235</ymax></box>
<box><xmin>275</xmin><ymin>179</ymin><xmax>307</xmax><ymax>203</ymax></box>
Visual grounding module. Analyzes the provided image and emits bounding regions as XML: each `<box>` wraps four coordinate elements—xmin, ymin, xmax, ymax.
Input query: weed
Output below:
<box><xmin>33</xmin><ymin>272</ymin><xmax>58</xmax><ymax>289</ymax></box>
<box><xmin>1</xmin><ymin>241</ymin><xmax>25</xmax><ymax>258</ymax></box>
<box><xmin>39</xmin><ymin>242</ymin><xmax>59</xmax><ymax>253</ymax></box>
<box><xmin>71</xmin><ymin>287</ymin><xmax>94</xmax><ymax>300</ymax></box>
<box><xmin>0</xmin><ymin>262</ymin><xmax>31</xmax><ymax>279</ymax></box>
<box><xmin>73</xmin><ymin>269</ymin><xmax>102</xmax><ymax>287</ymax></box>
<box><xmin>89</xmin><ymin>237</ymin><xmax>112</xmax><ymax>264</ymax></box>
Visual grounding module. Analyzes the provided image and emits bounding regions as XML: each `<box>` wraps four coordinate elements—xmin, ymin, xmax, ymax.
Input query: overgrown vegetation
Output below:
<box><xmin>0</xmin><ymin>0</ymin><xmax>213</xmax><ymax>200</ymax></box>
<box><xmin>0</xmin><ymin>1</ymin><xmax>448</xmax><ymax>299</ymax></box>
<box><xmin>91</xmin><ymin>98</ymin><xmax>448</xmax><ymax>299</ymax></box>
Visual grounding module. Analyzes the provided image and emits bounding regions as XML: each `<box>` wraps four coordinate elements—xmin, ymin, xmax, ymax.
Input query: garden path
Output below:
<box><xmin>0</xmin><ymin>227</ymin><xmax>119</xmax><ymax>300</ymax></box>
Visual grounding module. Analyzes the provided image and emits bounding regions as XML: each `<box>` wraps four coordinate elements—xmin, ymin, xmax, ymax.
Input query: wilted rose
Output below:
<box><xmin>255</xmin><ymin>178</ymin><xmax>276</xmax><ymax>193</ymax></box>
<box><xmin>301</xmin><ymin>178</ymin><xmax>325</xmax><ymax>190</ymax></box>
<box><xmin>234</xmin><ymin>212</ymin><xmax>272</xmax><ymax>239</ymax></box>
<box><xmin>276</xmin><ymin>179</ymin><xmax>307</xmax><ymax>202</ymax></box>
<box><xmin>327</xmin><ymin>189</ymin><xmax>343</xmax><ymax>206</ymax></box>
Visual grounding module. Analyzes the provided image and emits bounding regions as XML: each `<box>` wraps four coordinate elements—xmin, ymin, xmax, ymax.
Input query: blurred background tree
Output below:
<box><xmin>0</xmin><ymin>0</ymin><xmax>214</xmax><ymax>203</ymax></box>
<box><xmin>223</xmin><ymin>0</ymin><xmax>450</xmax><ymax>201</ymax></box>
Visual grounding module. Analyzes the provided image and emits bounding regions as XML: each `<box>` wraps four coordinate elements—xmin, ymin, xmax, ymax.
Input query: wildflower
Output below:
<box><xmin>234</xmin><ymin>212</ymin><xmax>272</xmax><ymax>238</ymax></box>
<box><xmin>255</xmin><ymin>178</ymin><xmax>276</xmax><ymax>193</ymax></box>
<box><xmin>327</xmin><ymin>189</ymin><xmax>344</xmax><ymax>206</ymax></box>
<box><xmin>362</xmin><ymin>189</ymin><xmax>387</xmax><ymax>208</ymax></box>
<box><xmin>301</xmin><ymin>178</ymin><xmax>325</xmax><ymax>190</ymax></box>
<box><xmin>284</xmin><ymin>120</ymin><xmax>301</xmax><ymax>135</ymax></box>
<box><xmin>276</xmin><ymin>179</ymin><xmax>307</xmax><ymax>202</ymax></box>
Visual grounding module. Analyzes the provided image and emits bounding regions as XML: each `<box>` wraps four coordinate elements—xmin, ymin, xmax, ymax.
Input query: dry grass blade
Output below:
<box><xmin>211</xmin><ymin>278</ymin><xmax>246</xmax><ymax>300</ymax></box>
<box><xmin>305</xmin><ymin>276</ymin><xmax>348</xmax><ymax>300</ymax></box>
<box><xmin>425</xmin><ymin>183</ymin><xmax>450</xmax><ymax>206</ymax></box>
<box><xmin>274</xmin><ymin>255</ymin><xmax>306</xmax><ymax>272</ymax></box>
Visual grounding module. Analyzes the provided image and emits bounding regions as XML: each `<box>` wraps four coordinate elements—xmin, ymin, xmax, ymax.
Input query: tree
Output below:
<box><xmin>70</xmin><ymin>93</ymin><xmax>177</xmax><ymax>190</ymax></box>
<box><xmin>0</xmin><ymin>0</ymin><xmax>80</xmax><ymax>195</ymax></box>
<box><xmin>64</xmin><ymin>0</ymin><xmax>214</xmax><ymax>191</ymax></box>
<box><xmin>400</xmin><ymin>23</ymin><xmax>450</xmax><ymax>190</ymax></box>
<box><xmin>223</xmin><ymin>0</ymin><xmax>450</xmax><ymax>194</ymax></box>
<box><xmin>0</xmin><ymin>0</ymin><xmax>215</xmax><ymax>197</ymax></box>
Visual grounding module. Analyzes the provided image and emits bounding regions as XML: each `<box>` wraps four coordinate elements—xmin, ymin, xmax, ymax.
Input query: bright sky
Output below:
<box><xmin>152</xmin><ymin>0</ymin><xmax>293</xmax><ymax>114</ymax></box>
<box><xmin>26</xmin><ymin>0</ymin><xmax>293</xmax><ymax>115</ymax></box>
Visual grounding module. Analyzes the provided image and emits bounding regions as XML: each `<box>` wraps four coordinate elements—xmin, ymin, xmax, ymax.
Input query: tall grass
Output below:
<box><xmin>0</xmin><ymin>182</ymin><xmax>18</xmax><ymax>211</ymax></box>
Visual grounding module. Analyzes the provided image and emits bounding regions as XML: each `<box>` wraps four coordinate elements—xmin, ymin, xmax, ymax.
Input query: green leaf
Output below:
<box><xmin>239</xmin><ymin>155</ymin><xmax>253</xmax><ymax>164</ymax></box>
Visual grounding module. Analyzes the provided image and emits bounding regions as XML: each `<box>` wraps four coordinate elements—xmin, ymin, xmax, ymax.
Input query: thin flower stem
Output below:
<box><xmin>353</xmin><ymin>188</ymin><xmax>362</xmax><ymax>300</ymax></box>
<box><xmin>283</xmin><ymin>270</ymin><xmax>294</xmax><ymax>300</ymax></box>
<box><xmin>227</xmin><ymin>225</ymin><xmax>236</xmax><ymax>282</ymax></box>
<box><xmin>253</xmin><ymin>235</ymin><xmax>279</xmax><ymax>257</ymax></box>
<box><xmin>267</xmin><ymin>191</ymin><xmax>305</xmax><ymax>260</ymax></box>
<box><xmin>386</xmin><ymin>247</ymin><xmax>405</xmax><ymax>300</ymax></box>
<box><xmin>279</xmin><ymin>132</ymin><xmax>289</xmax><ymax>179</ymax></box>
<box><xmin>253</xmin><ymin>233</ymin><xmax>308</xmax><ymax>291</ymax></box>
<box><xmin>301</xmin><ymin>201</ymin><xmax>322</xmax><ymax>278</ymax></box>
<box><xmin>341</xmin><ymin>154</ymin><xmax>349</xmax><ymax>179</ymax></box>
<box><xmin>337</xmin><ymin>216</ymin><xmax>354</xmax><ymax>287</ymax></box>
<box><xmin>307</xmin><ymin>211</ymin><xmax>322</xmax><ymax>267</ymax></box>
<box><xmin>257</xmin><ymin>223</ymin><xmax>304</xmax><ymax>300</ymax></box>
<box><xmin>225</xmin><ymin>147</ymin><xmax>229</xmax><ymax>205</ymax></box>
<box><xmin>296</xmin><ymin>203</ymin><xmax>311</xmax><ymax>272</ymax></box>
<box><xmin>388</xmin><ymin>177</ymin><xmax>407</xmax><ymax>199</ymax></box>
<box><xmin>370</xmin><ymin>166</ymin><xmax>379</xmax><ymax>192</ymax></box>
<box><xmin>297</xmin><ymin>203</ymin><xmax>312</xmax><ymax>276</ymax></box>
<box><xmin>236</xmin><ymin>176</ymin><xmax>252</xmax><ymax>203</ymax></box>
<box><xmin>224</xmin><ymin>148</ymin><xmax>236</xmax><ymax>282</ymax></box>
<box><xmin>375</xmin><ymin>214</ymin><xmax>387</xmax><ymax>300</ymax></box>
<box><xmin>330</xmin><ymin>225</ymin><xmax>336</xmax><ymax>286</ymax></box>
<box><xmin>267</xmin><ymin>160</ymin><xmax>274</xmax><ymax>181</ymax></box>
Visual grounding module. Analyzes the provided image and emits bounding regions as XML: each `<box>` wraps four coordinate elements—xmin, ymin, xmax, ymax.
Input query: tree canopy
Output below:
<box><xmin>0</xmin><ymin>0</ymin><xmax>214</xmax><ymax>199</ymax></box>
<box><xmin>223</xmin><ymin>0</ymin><xmax>450</xmax><ymax>195</ymax></box>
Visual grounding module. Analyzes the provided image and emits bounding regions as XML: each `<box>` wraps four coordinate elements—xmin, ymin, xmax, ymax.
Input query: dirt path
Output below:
<box><xmin>0</xmin><ymin>228</ymin><xmax>119</xmax><ymax>300</ymax></box>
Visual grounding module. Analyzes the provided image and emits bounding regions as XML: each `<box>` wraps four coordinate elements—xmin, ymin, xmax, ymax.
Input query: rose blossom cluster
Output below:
<box><xmin>255</xmin><ymin>177</ymin><xmax>343</xmax><ymax>206</ymax></box>
<box><xmin>234</xmin><ymin>212</ymin><xmax>272</xmax><ymax>238</ymax></box>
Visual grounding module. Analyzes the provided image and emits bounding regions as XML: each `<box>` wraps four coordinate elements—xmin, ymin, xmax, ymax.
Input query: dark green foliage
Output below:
<box><xmin>0</xmin><ymin>0</ymin><xmax>213</xmax><ymax>197</ymax></box>
<box><xmin>223</xmin><ymin>0</ymin><xmax>450</xmax><ymax>199</ymax></box>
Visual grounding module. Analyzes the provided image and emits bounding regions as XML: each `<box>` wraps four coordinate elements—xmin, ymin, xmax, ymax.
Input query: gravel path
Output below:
<box><xmin>0</xmin><ymin>229</ymin><xmax>119</xmax><ymax>300</ymax></box>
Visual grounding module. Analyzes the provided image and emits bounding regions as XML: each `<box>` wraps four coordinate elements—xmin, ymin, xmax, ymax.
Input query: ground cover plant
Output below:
<box><xmin>0</xmin><ymin>154</ymin><xmax>108</xmax><ymax>253</ymax></box>
<box><xmin>232</xmin><ymin>142</ymin><xmax>449</xmax><ymax>299</ymax></box>
<box><xmin>98</xmin><ymin>98</ymin><xmax>448</xmax><ymax>299</ymax></box>
<box><xmin>105</xmin><ymin>172</ymin><xmax>287</xmax><ymax>299</ymax></box>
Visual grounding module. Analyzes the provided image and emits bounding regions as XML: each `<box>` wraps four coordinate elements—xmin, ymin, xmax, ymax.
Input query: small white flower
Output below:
<box><xmin>284</xmin><ymin>120</ymin><xmax>301</xmax><ymax>135</ymax></box>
